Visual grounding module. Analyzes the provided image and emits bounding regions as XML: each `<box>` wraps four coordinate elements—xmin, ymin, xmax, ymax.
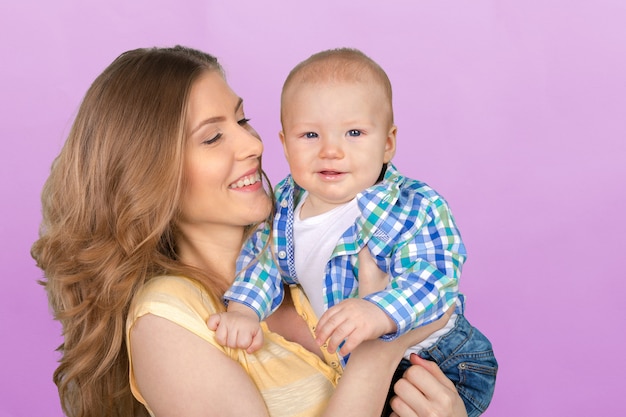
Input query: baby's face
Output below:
<box><xmin>280</xmin><ymin>80</ymin><xmax>396</xmax><ymax>217</ymax></box>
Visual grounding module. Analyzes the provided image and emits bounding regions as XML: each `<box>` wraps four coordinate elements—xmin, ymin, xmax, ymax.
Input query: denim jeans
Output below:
<box><xmin>382</xmin><ymin>314</ymin><xmax>498</xmax><ymax>417</ymax></box>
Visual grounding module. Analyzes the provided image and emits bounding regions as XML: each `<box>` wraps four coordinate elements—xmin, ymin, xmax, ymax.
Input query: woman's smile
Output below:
<box><xmin>228</xmin><ymin>170</ymin><xmax>262</xmax><ymax>190</ymax></box>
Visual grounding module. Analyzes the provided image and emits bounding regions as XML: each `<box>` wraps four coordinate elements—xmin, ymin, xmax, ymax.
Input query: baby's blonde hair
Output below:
<box><xmin>280</xmin><ymin>48</ymin><xmax>394</xmax><ymax>124</ymax></box>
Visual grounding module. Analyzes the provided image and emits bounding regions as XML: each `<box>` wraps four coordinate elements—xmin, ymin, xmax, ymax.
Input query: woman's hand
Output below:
<box><xmin>390</xmin><ymin>354</ymin><xmax>468</xmax><ymax>417</ymax></box>
<box><xmin>356</xmin><ymin>246</ymin><xmax>389</xmax><ymax>296</ymax></box>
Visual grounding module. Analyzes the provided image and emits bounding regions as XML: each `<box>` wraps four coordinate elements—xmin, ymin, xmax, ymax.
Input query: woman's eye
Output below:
<box><xmin>203</xmin><ymin>133</ymin><xmax>222</xmax><ymax>145</ymax></box>
<box><xmin>305</xmin><ymin>132</ymin><xmax>318</xmax><ymax>139</ymax></box>
<box><xmin>347</xmin><ymin>130</ymin><xmax>362</xmax><ymax>137</ymax></box>
<box><xmin>238</xmin><ymin>117</ymin><xmax>251</xmax><ymax>126</ymax></box>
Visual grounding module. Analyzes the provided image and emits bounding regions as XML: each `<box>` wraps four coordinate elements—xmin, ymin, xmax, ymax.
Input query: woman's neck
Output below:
<box><xmin>175</xmin><ymin>224</ymin><xmax>244</xmax><ymax>284</ymax></box>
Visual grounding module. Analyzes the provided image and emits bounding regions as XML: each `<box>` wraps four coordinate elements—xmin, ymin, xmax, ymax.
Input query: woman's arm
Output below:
<box><xmin>321</xmin><ymin>337</ymin><xmax>405</xmax><ymax>417</ymax></box>
<box><xmin>269</xmin><ymin>248</ymin><xmax>457</xmax><ymax>417</ymax></box>
<box><xmin>319</xmin><ymin>308</ymin><xmax>455</xmax><ymax>417</ymax></box>
<box><xmin>132</xmin><ymin>297</ymin><xmax>458</xmax><ymax>417</ymax></box>
<box><xmin>130</xmin><ymin>314</ymin><xmax>269</xmax><ymax>417</ymax></box>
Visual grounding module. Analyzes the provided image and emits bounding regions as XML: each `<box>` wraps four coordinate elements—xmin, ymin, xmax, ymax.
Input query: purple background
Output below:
<box><xmin>1</xmin><ymin>1</ymin><xmax>625</xmax><ymax>416</ymax></box>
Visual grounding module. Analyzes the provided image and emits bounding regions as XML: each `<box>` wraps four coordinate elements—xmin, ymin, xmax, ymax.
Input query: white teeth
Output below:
<box><xmin>229</xmin><ymin>172</ymin><xmax>261</xmax><ymax>189</ymax></box>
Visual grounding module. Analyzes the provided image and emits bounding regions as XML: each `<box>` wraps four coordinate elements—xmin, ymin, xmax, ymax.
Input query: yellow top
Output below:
<box><xmin>126</xmin><ymin>275</ymin><xmax>342</xmax><ymax>417</ymax></box>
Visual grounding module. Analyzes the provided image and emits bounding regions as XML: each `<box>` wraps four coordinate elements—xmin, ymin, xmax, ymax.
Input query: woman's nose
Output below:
<box><xmin>237</xmin><ymin>125</ymin><xmax>264</xmax><ymax>159</ymax></box>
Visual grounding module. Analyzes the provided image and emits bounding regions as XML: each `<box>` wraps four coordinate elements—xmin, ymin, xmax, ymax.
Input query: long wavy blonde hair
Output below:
<box><xmin>31</xmin><ymin>46</ymin><xmax>267</xmax><ymax>417</ymax></box>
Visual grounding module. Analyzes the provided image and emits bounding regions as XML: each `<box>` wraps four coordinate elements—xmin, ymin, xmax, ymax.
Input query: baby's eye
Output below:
<box><xmin>238</xmin><ymin>117</ymin><xmax>251</xmax><ymax>126</ymax></box>
<box><xmin>347</xmin><ymin>130</ymin><xmax>362</xmax><ymax>137</ymax></box>
<box><xmin>305</xmin><ymin>132</ymin><xmax>319</xmax><ymax>139</ymax></box>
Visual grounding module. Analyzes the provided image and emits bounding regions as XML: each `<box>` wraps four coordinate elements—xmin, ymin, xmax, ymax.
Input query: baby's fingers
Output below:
<box><xmin>213</xmin><ymin>318</ymin><xmax>231</xmax><ymax>346</ymax></box>
<box><xmin>206</xmin><ymin>313</ymin><xmax>221</xmax><ymax>330</ymax></box>
<box><xmin>315</xmin><ymin>306</ymin><xmax>343</xmax><ymax>346</ymax></box>
<box><xmin>326</xmin><ymin>321</ymin><xmax>357</xmax><ymax>354</ymax></box>
<box><xmin>246</xmin><ymin>330</ymin><xmax>265</xmax><ymax>354</ymax></box>
<box><xmin>337</xmin><ymin>330</ymin><xmax>366</xmax><ymax>356</ymax></box>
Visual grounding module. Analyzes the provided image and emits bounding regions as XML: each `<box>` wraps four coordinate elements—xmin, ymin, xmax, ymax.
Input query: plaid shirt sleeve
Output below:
<box><xmin>223</xmin><ymin>224</ymin><xmax>285</xmax><ymax>320</ymax></box>
<box><xmin>362</xmin><ymin>176</ymin><xmax>466</xmax><ymax>340</ymax></box>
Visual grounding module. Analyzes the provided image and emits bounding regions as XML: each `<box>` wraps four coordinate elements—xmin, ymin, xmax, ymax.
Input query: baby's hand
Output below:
<box><xmin>207</xmin><ymin>305</ymin><xmax>264</xmax><ymax>353</ymax></box>
<box><xmin>315</xmin><ymin>298</ymin><xmax>396</xmax><ymax>356</ymax></box>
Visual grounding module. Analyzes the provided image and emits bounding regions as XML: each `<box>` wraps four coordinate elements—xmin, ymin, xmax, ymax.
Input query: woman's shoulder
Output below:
<box><xmin>137</xmin><ymin>275</ymin><xmax>206</xmax><ymax>300</ymax></box>
<box><xmin>135</xmin><ymin>275</ymin><xmax>214</xmax><ymax>308</ymax></box>
<box><xmin>128</xmin><ymin>275</ymin><xmax>221</xmax><ymax>340</ymax></box>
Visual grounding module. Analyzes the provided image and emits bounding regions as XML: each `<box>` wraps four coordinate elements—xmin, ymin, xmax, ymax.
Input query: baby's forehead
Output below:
<box><xmin>286</xmin><ymin>79</ymin><xmax>392</xmax><ymax>114</ymax></box>
<box><xmin>282</xmin><ymin>81</ymin><xmax>394</xmax><ymax>127</ymax></box>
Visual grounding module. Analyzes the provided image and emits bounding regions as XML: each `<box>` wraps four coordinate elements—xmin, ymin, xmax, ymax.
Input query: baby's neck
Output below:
<box><xmin>298</xmin><ymin>195</ymin><xmax>355</xmax><ymax>220</ymax></box>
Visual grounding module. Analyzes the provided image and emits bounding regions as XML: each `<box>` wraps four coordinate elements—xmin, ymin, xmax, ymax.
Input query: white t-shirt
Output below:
<box><xmin>293</xmin><ymin>194</ymin><xmax>360</xmax><ymax>320</ymax></box>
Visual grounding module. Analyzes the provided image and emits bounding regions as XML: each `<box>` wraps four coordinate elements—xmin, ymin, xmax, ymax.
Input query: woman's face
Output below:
<box><xmin>179</xmin><ymin>70</ymin><xmax>271</xmax><ymax>236</ymax></box>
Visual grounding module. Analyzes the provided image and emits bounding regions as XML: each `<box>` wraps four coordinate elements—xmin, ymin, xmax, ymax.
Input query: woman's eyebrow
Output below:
<box><xmin>190</xmin><ymin>116</ymin><xmax>224</xmax><ymax>135</ymax></box>
<box><xmin>235</xmin><ymin>97</ymin><xmax>243</xmax><ymax>112</ymax></box>
<box><xmin>190</xmin><ymin>98</ymin><xmax>244</xmax><ymax>135</ymax></box>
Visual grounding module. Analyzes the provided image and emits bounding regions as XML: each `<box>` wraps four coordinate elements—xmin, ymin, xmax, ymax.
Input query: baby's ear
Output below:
<box><xmin>384</xmin><ymin>125</ymin><xmax>397</xmax><ymax>163</ymax></box>
<box><xmin>279</xmin><ymin>131</ymin><xmax>289</xmax><ymax>159</ymax></box>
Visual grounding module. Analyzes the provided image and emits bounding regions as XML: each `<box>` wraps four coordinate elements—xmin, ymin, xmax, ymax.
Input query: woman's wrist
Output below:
<box><xmin>323</xmin><ymin>338</ymin><xmax>404</xmax><ymax>417</ymax></box>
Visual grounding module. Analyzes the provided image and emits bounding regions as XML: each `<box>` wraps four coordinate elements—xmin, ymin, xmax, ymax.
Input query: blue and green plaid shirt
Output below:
<box><xmin>225</xmin><ymin>163</ymin><xmax>466</xmax><ymax>345</ymax></box>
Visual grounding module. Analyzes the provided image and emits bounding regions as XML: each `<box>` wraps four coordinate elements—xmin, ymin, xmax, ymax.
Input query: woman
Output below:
<box><xmin>31</xmin><ymin>45</ymin><xmax>467</xmax><ymax>417</ymax></box>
